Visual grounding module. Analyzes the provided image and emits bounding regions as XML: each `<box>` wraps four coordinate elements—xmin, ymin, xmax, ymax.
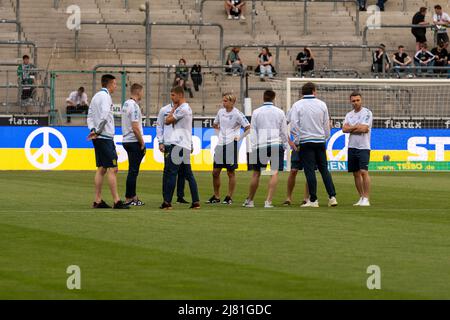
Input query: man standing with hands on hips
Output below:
<box><xmin>343</xmin><ymin>92</ymin><xmax>372</xmax><ymax>207</ymax></box>
<box><xmin>87</xmin><ymin>74</ymin><xmax>129</xmax><ymax>209</ymax></box>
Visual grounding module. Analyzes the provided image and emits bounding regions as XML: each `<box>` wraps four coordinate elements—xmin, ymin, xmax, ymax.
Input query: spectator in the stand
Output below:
<box><xmin>256</xmin><ymin>47</ymin><xmax>274</xmax><ymax>81</ymax></box>
<box><xmin>190</xmin><ymin>63</ymin><xmax>203</xmax><ymax>92</ymax></box>
<box><xmin>66</xmin><ymin>87</ymin><xmax>89</xmax><ymax>123</ymax></box>
<box><xmin>392</xmin><ymin>45</ymin><xmax>412</xmax><ymax>78</ymax></box>
<box><xmin>296</xmin><ymin>47</ymin><xmax>315</xmax><ymax>77</ymax></box>
<box><xmin>17</xmin><ymin>55</ymin><xmax>36</xmax><ymax>101</ymax></box>
<box><xmin>431</xmin><ymin>43</ymin><xmax>448</xmax><ymax>74</ymax></box>
<box><xmin>371</xmin><ymin>44</ymin><xmax>390</xmax><ymax>74</ymax></box>
<box><xmin>225</xmin><ymin>0</ymin><xmax>246</xmax><ymax>20</ymax></box>
<box><xmin>358</xmin><ymin>0</ymin><xmax>386</xmax><ymax>11</ymax></box>
<box><xmin>411</xmin><ymin>7</ymin><xmax>429</xmax><ymax>52</ymax></box>
<box><xmin>173</xmin><ymin>58</ymin><xmax>193</xmax><ymax>98</ymax></box>
<box><xmin>433</xmin><ymin>5</ymin><xmax>450</xmax><ymax>49</ymax></box>
<box><xmin>414</xmin><ymin>43</ymin><xmax>435</xmax><ymax>74</ymax></box>
<box><xmin>226</xmin><ymin>47</ymin><xmax>243</xmax><ymax>75</ymax></box>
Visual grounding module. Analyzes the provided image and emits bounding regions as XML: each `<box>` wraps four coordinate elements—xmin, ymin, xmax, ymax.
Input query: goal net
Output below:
<box><xmin>283</xmin><ymin>78</ymin><xmax>450</xmax><ymax>172</ymax></box>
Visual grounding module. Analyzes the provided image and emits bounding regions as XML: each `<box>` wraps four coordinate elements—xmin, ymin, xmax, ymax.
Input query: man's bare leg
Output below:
<box><xmin>107</xmin><ymin>167</ymin><xmax>120</xmax><ymax>203</ymax></box>
<box><xmin>94</xmin><ymin>167</ymin><xmax>107</xmax><ymax>203</ymax></box>
<box><xmin>212</xmin><ymin>168</ymin><xmax>221</xmax><ymax>198</ymax></box>
<box><xmin>227</xmin><ymin>169</ymin><xmax>236</xmax><ymax>198</ymax></box>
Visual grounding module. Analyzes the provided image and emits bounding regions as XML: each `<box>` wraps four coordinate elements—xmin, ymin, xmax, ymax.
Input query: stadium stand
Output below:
<box><xmin>0</xmin><ymin>0</ymin><xmax>449</xmax><ymax>122</ymax></box>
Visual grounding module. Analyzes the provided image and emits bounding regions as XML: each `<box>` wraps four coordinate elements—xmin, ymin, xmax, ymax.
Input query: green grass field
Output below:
<box><xmin>1</xmin><ymin>170</ymin><xmax>450</xmax><ymax>299</ymax></box>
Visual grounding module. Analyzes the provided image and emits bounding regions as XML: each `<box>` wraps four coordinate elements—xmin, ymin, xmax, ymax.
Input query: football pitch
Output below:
<box><xmin>0</xmin><ymin>171</ymin><xmax>449</xmax><ymax>299</ymax></box>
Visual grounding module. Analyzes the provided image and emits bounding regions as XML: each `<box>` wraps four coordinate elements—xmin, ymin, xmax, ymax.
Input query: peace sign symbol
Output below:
<box><xmin>25</xmin><ymin>127</ymin><xmax>68</xmax><ymax>170</ymax></box>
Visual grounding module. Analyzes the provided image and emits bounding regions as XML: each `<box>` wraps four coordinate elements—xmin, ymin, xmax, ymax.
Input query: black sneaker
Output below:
<box><xmin>283</xmin><ymin>200</ymin><xmax>291</xmax><ymax>206</ymax></box>
<box><xmin>126</xmin><ymin>199</ymin><xmax>145</xmax><ymax>206</ymax></box>
<box><xmin>190</xmin><ymin>202</ymin><xmax>201</xmax><ymax>209</ymax></box>
<box><xmin>222</xmin><ymin>196</ymin><xmax>233</xmax><ymax>205</ymax></box>
<box><xmin>92</xmin><ymin>200</ymin><xmax>111</xmax><ymax>209</ymax></box>
<box><xmin>176</xmin><ymin>198</ymin><xmax>189</xmax><ymax>204</ymax></box>
<box><xmin>113</xmin><ymin>200</ymin><xmax>130</xmax><ymax>209</ymax></box>
<box><xmin>159</xmin><ymin>202</ymin><xmax>173</xmax><ymax>210</ymax></box>
<box><xmin>205</xmin><ymin>195</ymin><xmax>220</xmax><ymax>204</ymax></box>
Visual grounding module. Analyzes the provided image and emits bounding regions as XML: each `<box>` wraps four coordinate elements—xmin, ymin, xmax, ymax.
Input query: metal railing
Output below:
<box><xmin>1</xmin><ymin>0</ymin><xmax>22</xmax><ymax>57</ymax></box>
<box><xmin>223</xmin><ymin>43</ymin><xmax>379</xmax><ymax>71</ymax></box>
<box><xmin>0</xmin><ymin>68</ymin><xmax>50</xmax><ymax>114</ymax></box>
<box><xmin>0</xmin><ymin>40</ymin><xmax>38</xmax><ymax>66</ymax></box>
<box><xmin>199</xmin><ymin>0</ymin><xmax>361</xmax><ymax>37</ymax></box>
<box><xmin>362</xmin><ymin>24</ymin><xmax>437</xmax><ymax>60</ymax></box>
<box><xmin>76</xmin><ymin>14</ymin><xmax>224</xmax><ymax>122</ymax></box>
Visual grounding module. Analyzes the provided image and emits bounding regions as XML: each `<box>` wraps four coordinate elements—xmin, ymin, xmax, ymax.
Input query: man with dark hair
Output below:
<box><xmin>289</xmin><ymin>82</ymin><xmax>337</xmax><ymax>208</ymax></box>
<box><xmin>414</xmin><ymin>43</ymin><xmax>435</xmax><ymax>74</ymax></box>
<box><xmin>412</xmin><ymin>7</ymin><xmax>429</xmax><ymax>52</ymax></box>
<box><xmin>17</xmin><ymin>54</ymin><xmax>36</xmax><ymax>104</ymax></box>
<box><xmin>156</xmin><ymin>99</ymin><xmax>188</xmax><ymax>205</ymax></box>
<box><xmin>433</xmin><ymin>5</ymin><xmax>450</xmax><ymax>48</ymax></box>
<box><xmin>431</xmin><ymin>42</ymin><xmax>449</xmax><ymax>74</ymax></box>
<box><xmin>392</xmin><ymin>45</ymin><xmax>412</xmax><ymax>78</ymax></box>
<box><xmin>243</xmin><ymin>90</ymin><xmax>288</xmax><ymax>208</ymax></box>
<box><xmin>343</xmin><ymin>92</ymin><xmax>373</xmax><ymax>207</ymax></box>
<box><xmin>87</xmin><ymin>74</ymin><xmax>129</xmax><ymax>209</ymax></box>
<box><xmin>161</xmin><ymin>86</ymin><xmax>200</xmax><ymax>210</ymax></box>
<box><xmin>372</xmin><ymin>44</ymin><xmax>390</xmax><ymax>74</ymax></box>
<box><xmin>66</xmin><ymin>87</ymin><xmax>89</xmax><ymax>123</ymax></box>
<box><xmin>121</xmin><ymin>83</ymin><xmax>146</xmax><ymax>206</ymax></box>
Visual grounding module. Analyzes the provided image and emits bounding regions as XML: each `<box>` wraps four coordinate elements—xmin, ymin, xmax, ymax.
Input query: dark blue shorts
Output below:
<box><xmin>290</xmin><ymin>146</ymin><xmax>303</xmax><ymax>170</ymax></box>
<box><xmin>214</xmin><ymin>141</ymin><xmax>238</xmax><ymax>170</ymax></box>
<box><xmin>348</xmin><ymin>148</ymin><xmax>370</xmax><ymax>172</ymax></box>
<box><xmin>93</xmin><ymin>138</ymin><xmax>118</xmax><ymax>168</ymax></box>
<box><xmin>249</xmin><ymin>145</ymin><xmax>285</xmax><ymax>172</ymax></box>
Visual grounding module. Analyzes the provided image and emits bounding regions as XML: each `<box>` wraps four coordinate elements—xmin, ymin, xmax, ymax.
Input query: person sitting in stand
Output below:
<box><xmin>66</xmin><ymin>87</ymin><xmax>89</xmax><ymax>123</ymax></box>
<box><xmin>414</xmin><ymin>43</ymin><xmax>435</xmax><ymax>75</ymax></box>
<box><xmin>173</xmin><ymin>58</ymin><xmax>194</xmax><ymax>98</ymax></box>
<box><xmin>296</xmin><ymin>47</ymin><xmax>315</xmax><ymax>77</ymax></box>
<box><xmin>17</xmin><ymin>55</ymin><xmax>36</xmax><ymax>103</ymax></box>
<box><xmin>392</xmin><ymin>45</ymin><xmax>413</xmax><ymax>78</ymax></box>
<box><xmin>226</xmin><ymin>47</ymin><xmax>243</xmax><ymax>75</ymax></box>
<box><xmin>255</xmin><ymin>47</ymin><xmax>275</xmax><ymax>81</ymax></box>
<box><xmin>225</xmin><ymin>0</ymin><xmax>246</xmax><ymax>20</ymax></box>
<box><xmin>431</xmin><ymin>42</ymin><xmax>449</xmax><ymax>74</ymax></box>
<box><xmin>371</xmin><ymin>44</ymin><xmax>391</xmax><ymax>75</ymax></box>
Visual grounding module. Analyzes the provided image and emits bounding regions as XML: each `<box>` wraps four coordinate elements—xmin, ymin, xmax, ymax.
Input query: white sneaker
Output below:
<box><xmin>240</xmin><ymin>15</ymin><xmax>246</xmax><ymax>20</ymax></box>
<box><xmin>328</xmin><ymin>197</ymin><xmax>338</xmax><ymax>207</ymax></box>
<box><xmin>353</xmin><ymin>198</ymin><xmax>363</xmax><ymax>206</ymax></box>
<box><xmin>264</xmin><ymin>201</ymin><xmax>274</xmax><ymax>208</ymax></box>
<box><xmin>242</xmin><ymin>199</ymin><xmax>255</xmax><ymax>208</ymax></box>
<box><xmin>359</xmin><ymin>198</ymin><xmax>371</xmax><ymax>207</ymax></box>
<box><xmin>227</xmin><ymin>15</ymin><xmax>232</xmax><ymax>20</ymax></box>
<box><xmin>301</xmin><ymin>200</ymin><xmax>319</xmax><ymax>208</ymax></box>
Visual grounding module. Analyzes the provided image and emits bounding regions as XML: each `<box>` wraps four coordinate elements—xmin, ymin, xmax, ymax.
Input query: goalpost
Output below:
<box><xmin>284</xmin><ymin>78</ymin><xmax>450</xmax><ymax>172</ymax></box>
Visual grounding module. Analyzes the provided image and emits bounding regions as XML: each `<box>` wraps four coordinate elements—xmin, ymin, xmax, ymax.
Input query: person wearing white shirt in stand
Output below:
<box><xmin>87</xmin><ymin>74</ymin><xmax>129</xmax><ymax>209</ymax></box>
<box><xmin>433</xmin><ymin>4</ymin><xmax>450</xmax><ymax>48</ymax></box>
<box><xmin>66</xmin><ymin>87</ymin><xmax>89</xmax><ymax>123</ymax></box>
<box><xmin>289</xmin><ymin>82</ymin><xmax>337</xmax><ymax>208</ymax></box>
<box><xmin>121</xmin><ymin>83</ymin><xmax>146</xmax><ymax>207</ymax></box>
<box><xmin>243</xmin><ymin>90</ymin><xmax>289</xmax><ymax>208</ymax></box>
<box><xmin>206</xmin><ymin>93</ymin><xmax>250</xmax><ymax>205</ymax></box>
<box><xmin>156</xmin><ymin>102</ymin><xmax>188</xmax><ymax>204</ymax></box>
<box><xmin>342</xmin><ymin>92</ymin><xmax>373</xmax><ymax>207</ymax></box>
